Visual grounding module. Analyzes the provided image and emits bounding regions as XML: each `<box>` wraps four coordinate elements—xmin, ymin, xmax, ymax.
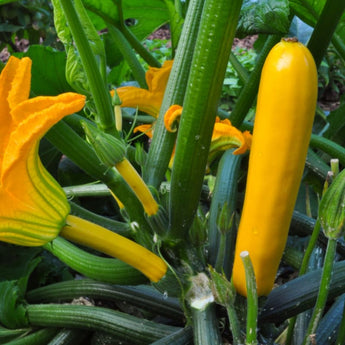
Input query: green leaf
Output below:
<box><xmin>0</xmin><ymin>245</ymin><xmax>38</xmax><ymax>328</ymax></box>
<box><xmin>209</xmin><ymin>267</ymin><xmax>235</xmax><ymax>306</ymax></box>
<box><xmin>289</xmin><ymin>0</ymin><xmax>325</xmax><ymax>27</ymax></box>
<box><xmin>82</xmin><ymin>0</ymin><xmax>169</xmax><ymax>40</ymax></box>
<box><xmin>0</xmin><ymin>325</ymin><xmax>30</xmax><ymax>344</ymax></box>
<box><xmin>0</xmin><ymin>0</ymin><xmax>19</xmax><ymax>4</ymax></box>
<box><xmin>0</xmin><ymin>281</ymin><xmax>28</xmax><ymax>329</ymax></box>
<box><xmin>15</xmin><ymin>45</ymin><xmax>73</xmax><ymax>96</ymax></box>
<box><xmin>324</xmin><ymin>102</ymin><xmax>345</xmax><ymax>140</ymax></box>
<box><xmin>0</xmin><ymin>23</ymin><xmax>23</xmax><ymax>32</ymax></box>
<box><xmin>0</xmin><ymin>244</ymin><xmax>41</xmax><ymax>285</ymax></box>
<box><xmin>237</xmin><ymin>0</ymin><xmax>290</xmax><ymax>36</ymax></box>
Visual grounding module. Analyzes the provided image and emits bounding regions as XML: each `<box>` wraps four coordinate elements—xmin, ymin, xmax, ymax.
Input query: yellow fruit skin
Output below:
<box><xmin>232</xmin><ymin>40</ymin><xmax>318</xmax><ymax>297</ymax></box>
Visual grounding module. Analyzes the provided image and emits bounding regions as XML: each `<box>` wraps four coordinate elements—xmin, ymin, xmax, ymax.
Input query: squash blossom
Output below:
<box><xmin>164</xmin><ymin>105</ymin><xmax>252</xmax><ymax>164</ymax></box>
<box><xmin>113</xmin><ymin>60</ymin><xmax>173</xmax><ymax>136</ymax></box>
<box><xmin>0</xmin><ymin>56</ymin><xmax>167</xmax><ymax>282</ymax></box>
<box><xmin>0</xmin><ymin>56</ymin><xmax>86</xmax><ymax>246</ymax></box>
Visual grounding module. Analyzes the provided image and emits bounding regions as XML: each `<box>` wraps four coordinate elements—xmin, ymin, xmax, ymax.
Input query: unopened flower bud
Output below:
<box><xmin>81</xmin><ymin>121</ymin><xmax>126</xmax><ymax>167</ymax></box>
<box><xmin>319</xmin><ymin>168</ymin><xmax>345</xmax><ymax>239</ymax></box>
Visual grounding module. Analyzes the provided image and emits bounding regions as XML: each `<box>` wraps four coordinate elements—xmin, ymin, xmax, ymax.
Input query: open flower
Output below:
<box><xmin>164</xmin><ymin>105</ymin><xmax>252</xmax><ymax>165</ymax></box>
<box><xmin>0</xmin><ymin>56</ymin><xmax>86</xmax><ymax>246</ymax></box>
<box><xmin>211</xmin><ymin>117</ymin><xmax>252</xmax><ymax>155</ymax></box>
<box><xmin>114</xmin><ymin>60</ymin><xmax>173</xmax><ymax>137</ymax></box>
<box><xmin>0</xmin><ymin>56</ymin><xmax>167</xmax><ymax>282</ymax></box>
<box><xmin>116</xmin><ymin>60</ymin><xmax>173</xmax><ymax>118</ymax></box>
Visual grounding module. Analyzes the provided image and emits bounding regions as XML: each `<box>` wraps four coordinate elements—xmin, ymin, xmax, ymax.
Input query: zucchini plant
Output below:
<box><xmin>0</xmin><ymin>0</ymin><xmax>345</xmax><ymax>344</ymax></box>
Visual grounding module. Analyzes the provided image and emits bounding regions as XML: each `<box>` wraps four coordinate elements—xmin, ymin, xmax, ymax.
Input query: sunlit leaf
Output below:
<box><xmin>15</xmin><ymin>45</ymin><xmax>73</xmax><ymax>96</ymax></box>
<box><xmin>82</xmin><ymin>0</ymin><xmax>169</xmax><ymax>40</ymax></box>
<box><xmin>237</xmin><ymin>0</ymin><xmax>290</xmax><ymax>36</ymax></box>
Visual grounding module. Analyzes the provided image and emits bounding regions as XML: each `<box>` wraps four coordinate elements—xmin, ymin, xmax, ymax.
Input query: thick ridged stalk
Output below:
<box><xmin>143</xmin><ymin>0</ymin><xmax>205</xmax><ymax>188</ymax></box>
<box><xmin>27</xmin><ymin>280</ymin><xmax>183</xmax><ymax>321</ymax></box>
<box><xmin>168</xmin><ymin>0</ymin><xmax>243</xmax><ymax>239</ymax></box>
<box><xmin>260</xmin><ymin>260</ymin><xmax>345</xmax><ymax>323</ymax></box>
<box><xmin>27</xmin><ymin>304</ymin><xmax>180</xmax><ymax>344</ymax></box>
<box><xmin>208</xmin><ymin>149</ymin><xmax>242</xmax><ymax>275</ymax></box>
<box><xmin>58</xmin><ymin>0</ymin><xmax>117</xmax><ymax>136</ymax></box>
<box><xmin>191</xmin><ymin>304</ymin><xmax>222</xmax><ymax>345</ymax></box>
<box><xmin>43</xmin><ymin>237</ymin><xmax>147</xmax><ymax>285</ymax></box>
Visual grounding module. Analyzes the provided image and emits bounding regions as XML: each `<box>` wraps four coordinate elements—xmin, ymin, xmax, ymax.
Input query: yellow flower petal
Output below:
<box><xmin>3</xmin><ymin>93</ymin><xmax>86</xmax><ymax>183</ymax></box>
<box><xmin>145</xmin><ymin>60</ymin><xmax>173</xmax><ymax>94</ymax></box>
<box><xmin>0</xmin><ymin>56</ymin><xmax>86</xmax><ymax>246</ymax></box>
<box><xmin>116</xmin><ymin>86</ymin><xmax>161</xmax><ymax>117</ymax></box>
<box><xmin>115</xmin><ymin>60</ymin><xmax>173</xmax><ymax>118</ymax></box>
<box><xmin>164</xmin><ymin>104</ymin><xmax>183</xmax><ymax>132</ymax></box>
<box><xmin>133</xmin><ymin>124</ymin><xmax>154</xmax><ymax>138</ymax></box>
<box><xmin>209</xmin><ymin>117</ymin><xmax>252</xmax><ymax>162</ymax></box>
<box><xmin>0</xmin><ymin>56</ymin><xmax>31</xmax><ymax>166</ymax></box>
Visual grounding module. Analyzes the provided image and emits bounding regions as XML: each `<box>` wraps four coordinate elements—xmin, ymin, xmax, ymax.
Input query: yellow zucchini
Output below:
<box><xmin>232</xmin><ymin>38</ymin><xmax>318</xmax><ymax>296</ymax></box>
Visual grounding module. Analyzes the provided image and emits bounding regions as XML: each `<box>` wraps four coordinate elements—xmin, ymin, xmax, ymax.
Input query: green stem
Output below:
<box><xmin>310</xmin><ymin>134</ymin><xmax>345</xmax><ymax>166</ymax></box>
<box><xmin>6</xmin><ymin>328</ymin><xmax>57</xmax><ymax>345</ymax></box>
<box><xmin>27</xmin><ymin>280</ymin><xmax>182</xmax><ymax>321</ymax></box>
<box><xmin>46</xmin><ymin>120</ymin><xmax>154</xmax><ymax>247</ymax></box>
<box><xmin>226</xmin><ymin>305</ymin><xmax>243</xmax><ymax>345</ymax></box>
<box><xmin>332</xmin><ymin>32</ymin><xmax>345</xmax><ymax>63</ymax></box>
<box><xmin>121</xmin><ymin>24</ymin><xmax>161</xmax><ymax>68</ymax></box>
<box><xmin>43</xmin><ymin>237</ymin><xmax>147</xmax><ymax>285</ymax></box>
<box><xmin>261</xmin><ymin>260</ymin><xmax>345</xmax><ymax>323</ymax></box>
<box><xmin>208</xmin><ymin>149</ymin><xmax>242</xmax><ymax>275</ymax></box>
<box><xmin>151</xmin><ymin>327</ymin><xmax>193</xmax><ymax>345</ymax></box>
<box><xmin>26</xmin><ymin>304</ymin><xmax>180</xmax><ymax>344</ymax></box>
<box><xmin>306</xmin><ymin>148</ymin><xmax>330</xmax><ymax>181</ymax></box>
<box><xmin>299</xmin><ymin>220</ymin><xmax>322</xmax><ymax>276</ymax></box>
<box><xmin>191</xmin><ymin>304</ymin><xmax>222</xmax><ymax>345</ymax></box>
<box><xmin>303</xmin><ymin>239</ymin><xmax>338</xmax><ymax>345</ymax></box>
<box><xmin>285</xmin><ymin>316</ymin><xmax>297</xmax><ymax>345</ymax></box>
<box><xmin>229</xmin><ymin>35</ymin><xmax>281</xmax><ymax>127</ymax></box>
<box><xmin>122</xmin><ymin>112</ymin><xmax>155</xmax><ymax>124</ymax></box>
<box><xmin>285</xmin><ymin>219</ymin><xmax>322</xmax><ymax>344</ymax></box>
<box><xmin>163</xmin><ymin>0</ymin><xmax>184</xmax><ymax>52</ymax></box>
<box><xmin>307</xmin><ymin>0</ymin><xmax>345</xmax><ymax>68</ymax></box>
<box><xmin>69</xmin><ymin>201</ymin><xmax>131</xmax><ymax>237</ymax></box>
<box><xmin>169</xmin><ymin>0</ymin><xmax>243</xmax><ymax>239</ymax></box>
<box><xmin>229</xmin><ymin>51</ymin><xmax>249</xmax><ymax>83</ymax></box>
<box><xmin>59</xmin><ymin>0</ymin><xmax>117</xmax><ymax>136</ymax></box>
<box><xmin>47</xmin><ymin>329</ymin><xmax>88</xmax><ymax>345</ymax></box>
<box><xmin>241</xmin><ymin>252</ymin><xmax>258</xmax><ymax>345</ymax></box>
<box><xmin>143</xmin><ymin>0</ymin><xmax>204</xmax><ymax>188</ymax></box>
<box><xmin>335</xmin><ymin>298</ymin><xmax>345</xmax><ymax>345</ymax></box>
<box><xmin>64</xmin><ymin>183</ymin><xmax>111</xmax><ymax>198</ymax></box>
<box><xmin>107</xmin><ymin>25</ymin><xmax>147</xmax><ymax>89</ymax></box>
<box><xmin>214</xmin><ymin>233</ymin><xmax>227</xmax><ymax>273</ymax></box>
